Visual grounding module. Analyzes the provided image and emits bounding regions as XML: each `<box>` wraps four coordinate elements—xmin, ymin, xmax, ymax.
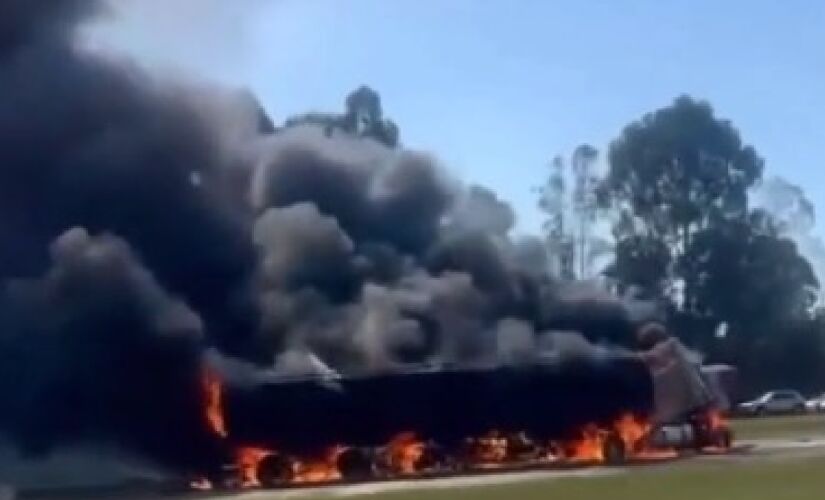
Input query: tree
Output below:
<box><xmin>600</xmin><ymin>96</ymin><xmax>821</xmax><ymax>392</ymax></box>
<box><xmin>570</xmin><ymin>144</ymin><xmax>601</xmax><ymax>278</ymax></box>
<box><xmin>537</xmin><ymin>146</ymin><xmax>610</xmax><ymax>280</ymax></box>
<box><xmin>284</xmin><ymin>86</ymin><xmax>400</xmax><ymax>147</ymax></box>
<box><xmin>677</xmin><ymin>213</ymin><xmax>818</xmax><ymax>355</ymax></box>
<box><xmin>754</xmin><ymin>176</ymin><xmax>825</xmax><ymax>307</ymax></box>
<box><xmin>603</xmin><ymin>234</ymin><xmax>671</xmax><ymax>298</ymax></box>
<box><xmin>602</xmin><ymin>96</ymin><xmax>764</xmax><ymax>308</ymax></box>
<box><xmin>538</xmin><ymin>156</ymin><xmax>575</xmax><ymax>279</ymax></box>
<box><xmin>755</xmin><ymin>177</ymin><xmax>815</xmax><ymax>233</ymax></box>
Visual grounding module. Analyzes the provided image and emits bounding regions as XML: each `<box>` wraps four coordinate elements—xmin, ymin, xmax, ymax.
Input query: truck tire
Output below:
<box><xmin>714</xmin><ymin>428</ymin><xmax>733</xmax><ymax>450</ymax></box>
<box><xmin>338</xmin><ymin>448</ymin><xmax>374</xmax><ymax>481</ymax></box>
<box><xmin>258</xmin><ymin>453</ymin><xmax>293</xmax><ymax>487</ymax></box>
<box><xmin>419</xmin><ymin>442</ymin><xmax>447</xmax><ymax>471</ymax></box>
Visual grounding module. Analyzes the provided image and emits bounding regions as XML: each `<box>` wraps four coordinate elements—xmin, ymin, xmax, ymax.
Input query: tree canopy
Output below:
<box><xmin>605</xmin><ymin>96</ymin><xmax>763</xmax><ymax>248</ymax></box>
<box><xmin>284</xmin><ymin>86</ymin><xmax>400</xmax><ymax>147</ymax></box>
<box><xmin>542</xmin><ymin>96</ymin><xmax>823</xmax><ymax>394</ymax></box>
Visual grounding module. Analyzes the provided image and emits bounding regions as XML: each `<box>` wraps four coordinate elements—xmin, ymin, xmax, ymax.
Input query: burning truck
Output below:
<box><xmin>637</xmin><ymin>323</ymin><xmax>735</xmax><ymax>454</ymax></box>
<box><xmin>194</xmin><ymin>323</ymin><xmax>734</xmax><ymax>490</ymax></box>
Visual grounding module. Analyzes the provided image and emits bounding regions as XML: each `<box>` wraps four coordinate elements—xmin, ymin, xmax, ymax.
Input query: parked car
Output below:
<box><xmin>738</xmin><ymin>390</ymin><xmax>806</xmax><ymax>416</ymax></box>
<box><xmin>806</xmin><ymin>393</ymin><xmax>825</xmax><ymax>413</ymax></box>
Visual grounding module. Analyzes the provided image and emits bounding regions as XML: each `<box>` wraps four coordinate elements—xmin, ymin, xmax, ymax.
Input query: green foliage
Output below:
<box><xmin>605</xmin><ymin>95</ymin><xmax>763</xmax><ymax>245</ymax></box>
<box><xmin>592</xmin><ymin>95</ymin><xmax>823</xmax><ymax>390</ymax></box>
<box><xmin>680</xmin><ymin>215</ymin><xmax>818</xmax><ymax>323</ymax></box>
<box><xmin>537</xmin><ymin>147</ymin><xmax>608</xmax><ymax>280</ymax></box>
<box><xmin>285</xmin><ymin>86</ymin><xmax>400</xmax><ymax>147</ymax></box>
<box><xmin>604</xmin><ymin>235</ymin><xmax>671</xmax><ymax>298</ymax></box>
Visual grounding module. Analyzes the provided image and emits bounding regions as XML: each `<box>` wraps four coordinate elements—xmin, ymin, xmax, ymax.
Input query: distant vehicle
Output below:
<box><xmin>738</xmin><ymin>390</ymin><xmax>806</xmax><ymax>416</ymax></box>
<box><xmin>806</xmin><ymin>393</ymin><xmax>825</xmax><ymax>413</ymax></box>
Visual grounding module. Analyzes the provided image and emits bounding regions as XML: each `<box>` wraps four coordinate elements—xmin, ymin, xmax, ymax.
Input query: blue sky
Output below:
<box><xmin>93</xmin><ymin>0</ymin><xmax>825</xmax><ymax>235</ymax></box>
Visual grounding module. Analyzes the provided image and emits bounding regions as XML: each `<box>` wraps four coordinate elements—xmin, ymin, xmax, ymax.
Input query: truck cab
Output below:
<box><xmin>634</xmin><ymin>324</ymin><xmax>735</xmax><ymax>455</ymax></box>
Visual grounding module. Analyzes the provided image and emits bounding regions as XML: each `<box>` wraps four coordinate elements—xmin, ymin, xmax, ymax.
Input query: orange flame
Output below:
<box><xmin>202</xmin><ymin>368</ymin><xmax>228</xmax><ymax>438</ymax></box>
<box><xmin>471</xmin><ymin>430</ymin><xmax>509</xmax><ymax>465</ymax></box>
<box><xmin>385</xmin><ymin>432</ymin><xmax>426</xmax><ymax>474</ymax></box>
<box><xmin>190</xmin><ymin>366</ymin><xmax>696</xmax><ymax>493</ymax></box>
<box><xmin>566</xmin><ymin>424</ymin><xmax>608</xmax><ymax>462</ymax></box>
<box><xmin>614</xmin><ymin>413</ymin><xmax>648</xmax><ymax>451</ymax></box>
<box><xmin>708</xmin><ymin>409</ymin><xmax>728</xmax><ymax>431</ymax></box>
<box><xmin>702</xmin><ymin>408</ymin><xmax>731</xmax><ymax>453</ymax></box>
<box><xmin>637</xmin><ymin>446</ymin><xmax>680</xmax><ymax>460</ymax></box>
<box><xmin>236</xmin><ymin>446</ymin><xmax>274</xmax><ymax>488</ymax></box>
<box><xmin>291</xmin><ymin>446</ymin><xmax>347</xmax><ymax>484</ymax></box>
<box><xmin>615</xmin><ymin>413</ymin><xmax>678</xmax><ymax>460</ymax></box>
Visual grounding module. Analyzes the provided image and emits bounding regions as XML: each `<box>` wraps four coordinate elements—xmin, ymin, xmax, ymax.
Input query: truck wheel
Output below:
<box><xmin>338</xmin><ymin>448</ymin><xmax>374</xmax><ymax>482</ymax></box>
<box><xmin>714</xmin><ymin>428</ymin><xmax>733</xmax><ymax>450</ymax></box>
<box><xmin>258</xmin><ymin>454</ymin><xmax>293</xmax><ymax>487</ymax></box>
<box><xmin>603</xmin><ymin>434</ymin><xmax>626</xmax><ymax>465</ymax></box>
<box><xmin>419</xmin><ymin>442</ymin><xmax>447</xmax><ymax>471</ymax></box>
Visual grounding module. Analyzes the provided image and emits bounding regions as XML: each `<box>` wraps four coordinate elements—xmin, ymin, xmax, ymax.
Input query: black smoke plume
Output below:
<box><xmin>0</xmin><ymin>229</ymin><xmax>222</xmax><ymax>471</ymax></box>
<box><xmin>0</xmin><ymin>0</ymin><xmax>654</xmax><ymax>476</ymax></box>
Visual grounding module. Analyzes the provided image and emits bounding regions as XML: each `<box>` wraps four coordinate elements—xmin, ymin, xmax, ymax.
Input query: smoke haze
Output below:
<box><xmin>0</xmin><ymin>0</ymin><xmax>655</xmax><ymax>477</ymax></box>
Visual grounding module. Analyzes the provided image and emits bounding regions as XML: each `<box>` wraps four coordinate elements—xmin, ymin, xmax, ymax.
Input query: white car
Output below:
<box><xmin>806</xmin><ymin>393</ymin><xmax>825</xmax><ymax>413</ymax></box>
<box><xmin>738</xmin><ymin>390</ymin><xmax>806</xmax><ymax>416</ymax></box>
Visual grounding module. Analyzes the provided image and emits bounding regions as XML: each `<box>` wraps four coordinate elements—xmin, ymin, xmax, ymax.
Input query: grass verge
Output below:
<box><xmin>731</xmin><ymin>414</ymin><xmax>825</xmax><ymax>440</ymax></box>
<box><xmin>301</xmin><ymin>457</ymin><xmax>825</xmax><ymax>500</ymax></box>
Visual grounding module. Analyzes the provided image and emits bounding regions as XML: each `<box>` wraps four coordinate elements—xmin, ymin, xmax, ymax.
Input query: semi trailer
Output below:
<box><xmin>197</xmin><ymin>326</ymin><xmax>734</xmax><ymax>488</ymax></box>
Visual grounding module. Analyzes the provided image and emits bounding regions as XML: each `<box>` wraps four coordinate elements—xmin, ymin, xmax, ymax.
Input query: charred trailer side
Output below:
<box><xmin>223</xmin><ymin>354</ymin><xmax>654</xmax><ymax>458</ymax></box>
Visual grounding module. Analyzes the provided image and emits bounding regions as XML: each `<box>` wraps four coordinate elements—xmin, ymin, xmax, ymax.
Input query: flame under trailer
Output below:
<box><xmin>208</xmin><ymin>342</ymin><xmax>733</xmax><ymax>487</ymax></box>
<box><xmin>227</xmin><ymin>354</ymin><xmax>651</xmax><ymax>453</ymax></box>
